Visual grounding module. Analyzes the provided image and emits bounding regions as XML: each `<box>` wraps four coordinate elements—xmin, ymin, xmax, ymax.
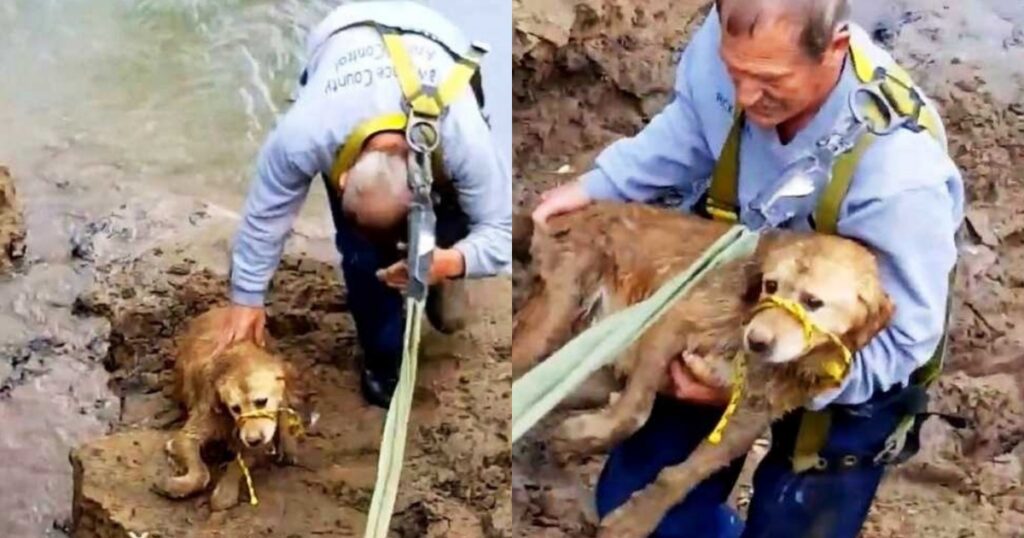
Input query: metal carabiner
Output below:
<box><xmin>848</xmin><ymin>82</ymin><xmax>913</xmax><ymax>136</ymax></box>
<box><xmin>405</xmin><ymin>113</ymin><xmax>441</xmax><ymax>155</ymax></box>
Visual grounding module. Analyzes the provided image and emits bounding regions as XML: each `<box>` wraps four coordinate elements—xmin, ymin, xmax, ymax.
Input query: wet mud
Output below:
<box><xmin>68</xmin><ymin>250</ymin><xmax>512</xmax><ymax>537</ymax></box>
<box><xmin>512</xmin><ymin>1</ymin><xmax>1024</xmax><ymax>536</ymax></box>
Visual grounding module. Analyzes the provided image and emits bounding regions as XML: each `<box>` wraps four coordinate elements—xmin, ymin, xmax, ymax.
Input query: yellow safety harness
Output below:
<box><xmin>327</xmin><ymin>24</ymin><xmax>487</xmax><ymax>193</ymax></box>
<box><xmin>701</xmin><ymin>37</ymin><xmax>957</xmax><ymax>470</ymax></box>
<box><xmin>233</xmin><ymin>408</ymin><xmax>306</xmax><ymax>506</ymax></box>
<box><xmin>708</xmin><ymin>296</ymin><xmax>854</xmax><ymax>444</ymax></box>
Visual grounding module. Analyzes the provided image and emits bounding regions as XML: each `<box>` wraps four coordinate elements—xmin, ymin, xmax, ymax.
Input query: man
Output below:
<box><xmin>219</xmin><ymin>1</ymin><xmax>512</xmax><ymax>408</ymax></box>
<box><xmin>533</xmin><ymin>0</ymin><xmax>963</xmax><ymax>536</ymax></box>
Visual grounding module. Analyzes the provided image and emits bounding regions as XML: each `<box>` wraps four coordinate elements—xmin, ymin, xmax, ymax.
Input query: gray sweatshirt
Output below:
<box><xmin>230</xmin><ymin>1</ymin><xmax>512</xmax><ymax>307</ymax></box>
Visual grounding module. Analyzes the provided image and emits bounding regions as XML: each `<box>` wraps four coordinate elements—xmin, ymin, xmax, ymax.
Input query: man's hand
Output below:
<box><xmin>213</xmin><ymin>304</ymin><xmax>267</xmax><ymax>356</ymax></box>
<box><xmin>664</xmin><ymin>353</ymin><xmax>730</xmax><ymax>406</ymax></box>
<box><xmin>531</xmin><ymin>180</ymin><xmax>593</xmax><ymax>228</ymax></box>
<box><xmin>376</xmin><ymin>248</ymin><xmax>465</xmax><ymax>290</ymax></box>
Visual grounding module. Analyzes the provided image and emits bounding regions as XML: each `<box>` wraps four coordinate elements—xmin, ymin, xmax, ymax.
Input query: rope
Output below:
<box><xmin>707</xmin><ymin>352</ymin><xmax>747</xmax><ymax>444</ymax></box>
<box><xmin>237</xmin><ymin>454</ymin><xmax>259</xmax><ymax>506</ymax></box>
<box><xmin>751</xmin><ymin>295</ymin><xmax>852</xmax><ymax>382</ymax></box>
<box><xmin>231</xmin><ymin>407</ymin><xmax>305</xmax><ymax>507</ymax></box>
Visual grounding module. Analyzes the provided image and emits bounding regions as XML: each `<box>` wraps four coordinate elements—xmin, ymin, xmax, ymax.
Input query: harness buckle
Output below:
<box><xmin>406</xmin><ymin>112</ymin><xmax>441</xmax><ymax>155</ymax></box>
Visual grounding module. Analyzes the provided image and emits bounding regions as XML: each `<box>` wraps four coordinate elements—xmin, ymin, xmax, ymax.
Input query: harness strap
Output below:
<box><xmin>327</xmin><ymin>24</ymin><xmax>487</xmax><ymax>189</ymax></box>
<box><xmin>705</xmin><ymin>108</ymin><xmax>743</xmax><ymax>223</ymax></box>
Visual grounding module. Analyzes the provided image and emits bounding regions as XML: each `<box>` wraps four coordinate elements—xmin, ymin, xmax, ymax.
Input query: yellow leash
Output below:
<box><xmin>708</xmin><ymin>352</ymin><xmax>747</xmax><ymax>445</ymax></box>
<box><xmin>707</xmin><ymin>296</ymin><xmax>853</xmax><ymax>444</ymax></box>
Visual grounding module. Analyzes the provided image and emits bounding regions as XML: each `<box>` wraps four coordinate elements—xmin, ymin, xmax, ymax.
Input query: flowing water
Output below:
<box><xmin>0</xmin><ymin>0</ymin><xmax>510</xmax><ymax>535</ymax></box>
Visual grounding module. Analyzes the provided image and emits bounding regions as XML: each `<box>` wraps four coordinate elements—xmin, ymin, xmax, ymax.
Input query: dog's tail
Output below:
<box><xmin>512</xmin><ymin>211</ymin><xmax>534</xmax><ymax>263</ymax></box>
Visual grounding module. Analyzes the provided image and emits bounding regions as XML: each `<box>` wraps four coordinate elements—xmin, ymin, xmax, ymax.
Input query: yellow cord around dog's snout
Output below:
<box><xmin>708</xmin><ymin>352</ymin><xmax>747</xmax><ymax>445</ymax></box>
<box><xmin>232</xmin><ymin>407</ymin><xmax>306</xmax><ymax>507</ymax></box>
<box><xmin>751</xmin><ymin>295</ymin><xmax>853</xmax><ymax>382</ymax></box>
<box><xmin>236</xmin><ymin>407</ymin><xmax>305</xmax><ymax>438</ymax></box>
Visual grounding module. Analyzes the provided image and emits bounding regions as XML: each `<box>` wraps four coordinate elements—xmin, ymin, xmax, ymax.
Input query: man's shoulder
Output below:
<box><xmin>848</xmin><ymin>127</ymin><xmax>961</xmax><ymax>204</ymax></box>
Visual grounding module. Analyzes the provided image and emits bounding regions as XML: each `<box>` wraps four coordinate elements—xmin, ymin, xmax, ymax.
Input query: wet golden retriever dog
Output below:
<box><xmin>153</xmin><ymin>307</ymin><xmax>307</xmax><ymax>511</ymax></box>
<box><xmin>513</xmin><ymin>202</ymin><xmax>894</xmax><ymax>537</ymax></box>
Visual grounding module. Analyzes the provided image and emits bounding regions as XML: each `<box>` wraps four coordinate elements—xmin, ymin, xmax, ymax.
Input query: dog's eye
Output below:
<box><xmin>254</xmin><ymin>398</ymin><xmax>268</xmax><ymax>409</ymax></box>
<box><xmin>802</xmin><ymin>295</ymin><xmax>824</xmax><ymax>311</ymax></box>
<box><xmin>764</xmin><ymin>280</ymin><xmax>778</xmax><ymax>294</ymax></box>
<box><xmin>230</xmin><ymin>404</ymin><xmax>242</xmax><ymax>415</ymax></box>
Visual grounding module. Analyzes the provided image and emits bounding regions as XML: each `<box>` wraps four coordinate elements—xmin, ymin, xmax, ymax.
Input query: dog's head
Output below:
<box><xmin>741</xmin><ymin>232</ymin><xmax>894</xmax><ymax>365</ymax></box>
<box><xmin>213</xmin><ymin>349</ymin><xmax>290</xmax><ymax>449</ymax></box>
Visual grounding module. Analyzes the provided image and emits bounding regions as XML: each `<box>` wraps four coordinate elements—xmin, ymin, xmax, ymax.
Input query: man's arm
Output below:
<box><xmin>439</xmin><ymin>91</ymin><xmax>513</xmax><ymax>278</ymax></box>
<box><xmin>579</xmin><ymin>20</ymin><xmax>718</xmax><ymax>203</ymax></box>
<box><xmin>230</xmin><ymin>121</ymin><xmax>317</xmax><ymax>306</ymax></box>
<box><xmin>809</xmin><ymin>155</ymin><xmax>963</xmax><ymax>409</ymax></box>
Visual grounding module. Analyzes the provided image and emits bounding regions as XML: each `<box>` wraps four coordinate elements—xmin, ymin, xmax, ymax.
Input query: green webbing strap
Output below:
<box><xmin>511</xmin><ymin>225</ymin><xmax>760</xmax><ymax>443</ymax></box>
<box><xmin>792</xmin><ymin>410</ymin><xmax>832</xmax><ymax>473</ymax></box>
<box><xmin>813</xmin><ymin>132</ymin><xmax>876</xmax><ymax>234</ymax></box>
<box><xmin>363</xmin><ymin>297</ymin><xmax>424</xmax><ymax>538</ymax></box>
<box><xmin>705</xmin><ymin>109</ymin><xmax>744</xmax><ymax>223</ymax></box>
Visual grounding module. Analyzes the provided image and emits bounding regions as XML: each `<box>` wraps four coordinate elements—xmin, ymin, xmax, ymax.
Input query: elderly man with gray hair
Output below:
<box><xmin>218</xmin><ymin>1</ymin><xmax>511</xmax><ymax>408</ymax></box>
<box><xmin>534</xmin><ymin>0</ymin><xmax>963</xmax><ymax>536</ymax></box>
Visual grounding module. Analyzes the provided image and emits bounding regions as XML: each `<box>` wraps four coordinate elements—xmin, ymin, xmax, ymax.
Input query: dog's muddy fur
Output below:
<box><xmin>153</xmin><ymin>307</ymin><xmax>308</xmax><ymax>511</ymax></box>
<box><xmin>513</xmin><ymin>202</ymin><xmax>894</xmax><ymax>537</ymax></box>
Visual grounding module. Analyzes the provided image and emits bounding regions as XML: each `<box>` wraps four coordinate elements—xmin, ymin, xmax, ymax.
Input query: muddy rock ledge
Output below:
<box><xmin>0</xmin><ymin>165</ymin><xmax>27</xmax><ymax>272</ymax></box>
<box><xmin>68</xmin><ymin>250</ymin><xmax>513</xmax><ymax>538</ymax></box>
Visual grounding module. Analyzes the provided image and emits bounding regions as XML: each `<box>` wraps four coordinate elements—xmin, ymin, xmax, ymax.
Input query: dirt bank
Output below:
<box><xmin>0</xmin><ymin>166</ymin><xmax>26</xmax><ymax>273</ymax></box>
<box><xmin>67</xmin><ymin>248</ymin><xmax>512</xmax><ymax>537</ymax></box>
<box><xmin>512</xmin><ymin>1</ymin><xmax>1024</xmax><ymax>536</ymax></box>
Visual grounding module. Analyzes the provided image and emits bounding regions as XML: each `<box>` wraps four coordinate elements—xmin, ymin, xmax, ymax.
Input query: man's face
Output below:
<box><xmin>719</xmin><ymin>14</ymin><xmax>845</xmax><ymax>128</ymax></box>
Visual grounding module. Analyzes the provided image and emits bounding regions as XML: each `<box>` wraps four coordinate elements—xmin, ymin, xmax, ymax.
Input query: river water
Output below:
<box><xmin>0</xmin><ymin>0</ymin><xmax>510</xmax><ymax>535</ymax></box>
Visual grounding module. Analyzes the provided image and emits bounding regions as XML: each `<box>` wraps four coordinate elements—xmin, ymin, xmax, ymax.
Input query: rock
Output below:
<box><xmin>966</xmin><ymin>209</ymin><xmax>1000</xmax><ymax>247</ymax></box>
<box><xmin>119</xmin><ymin>393</ymin><xmax>178</xmax><ymax>428</ymax></box>
<box><xmin>0</xmin><ymin>166</ymin><xmax>27</xmax><ymax>272</ymax></box>
<box><xmin>70</xmin><ymin>430</ymin><xmax>370</xmax><ymax>537</ymax></box>
<box><xmin>166</xmin><ymin>262</ymin><xmax>192</xmax><ymax>276</ymax></box>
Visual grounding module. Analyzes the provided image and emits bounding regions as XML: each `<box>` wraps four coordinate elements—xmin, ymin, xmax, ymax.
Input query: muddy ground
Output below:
<box><xmin>69</xmin><ymin>250</ymin><xmax>512</xmax><ymax>538</ymax></box>
<box><xmin>512</xmin><ymin>1</ymin><xmax>1024</xmax><ymax>537</ymax></box>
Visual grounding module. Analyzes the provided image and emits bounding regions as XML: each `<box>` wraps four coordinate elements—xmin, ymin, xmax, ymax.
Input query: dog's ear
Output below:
<box><xmin>741</xmin><ymin>261</ymin><xmax>763</xmax><ymax>305</ymax></box>
<box><xmin>281</xmin><ymin>361</ymin><xmax>312</xmax><ymax>412</ymax></box>
<box><xmin>209</xmin><ymin>354</ymin><xmax>234</xmax><ymax>390</ymax></box>
<box><xmin>512</xmin><ymin>211</ymin><xmax>534</xmax><ymax>264</ymax></box>
<box><xmin>843</xmin><ymin>287</ymin><xmax>896</xmax><ymax>351</ymax></box>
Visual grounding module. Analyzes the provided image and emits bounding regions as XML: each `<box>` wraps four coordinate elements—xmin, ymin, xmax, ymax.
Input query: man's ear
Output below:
<box><xmin>824</xmin><ymin>25</ymin><xmax>852</xmax><ymax>66</ymax></box>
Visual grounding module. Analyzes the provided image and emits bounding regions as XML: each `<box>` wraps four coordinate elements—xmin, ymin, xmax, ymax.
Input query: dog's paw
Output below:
<box><xmin>275</xmin><ymin>448</ymin><xmax>298</xmax><ymax>467</ymax></box>
<box><xmin>153</xmin><ymin>471</ymin><xmax>209</xmax><ymax>500</ymax></box>
<box><xmin>597</xmin><ymin>504</ymin><xmax>658</xmax><ymax>538</ymax></box>
<box><xmin>209</xmin><ymin>476</ymin><xmax>241</xmax><ymax>511</ymax></box>
<box><xmin>550</xmin><ymin>414</ymin><xmax>612</xmax><ymax>459</ymax></box>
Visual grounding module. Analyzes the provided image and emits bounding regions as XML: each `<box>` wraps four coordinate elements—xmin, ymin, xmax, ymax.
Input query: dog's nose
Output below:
<box><xmin>243</xmin><ymin>434</ymin><xmax>265</xmax><ymax>447</ymax></box>
<box><xmin>746</xmin><ymin>331</ymin><xmax>774</xmax><ymax>354</ymax></box>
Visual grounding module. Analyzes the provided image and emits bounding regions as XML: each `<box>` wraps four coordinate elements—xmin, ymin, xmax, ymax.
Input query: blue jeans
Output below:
<box><xmin>324</xmin><ymin>179</ymin><xmax>467</xmax><ymax>374</ymax></box>
<box><xmin>596</xmin><ymin>388</ymin><xmax>911</xmax><ymax>538</ymax></box>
